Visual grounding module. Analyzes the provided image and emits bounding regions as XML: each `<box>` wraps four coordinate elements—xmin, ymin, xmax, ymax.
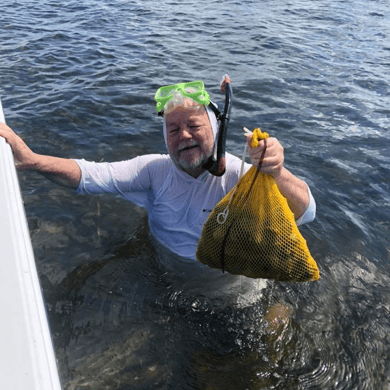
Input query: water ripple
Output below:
<box><xmin>2</xmin><ymin>0</ymin><xmax>390</xmax><ymax>388</ymax></box>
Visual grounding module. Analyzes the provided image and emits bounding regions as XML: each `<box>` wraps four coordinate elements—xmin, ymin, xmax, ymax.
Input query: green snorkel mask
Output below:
<box><xmin>155</xmin><ymin>81</ymin><xmax>211</xmax><ymax>115</ymax></box>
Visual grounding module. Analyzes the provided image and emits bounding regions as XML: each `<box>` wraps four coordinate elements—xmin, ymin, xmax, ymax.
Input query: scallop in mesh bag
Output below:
<box><xmin>196</xmin><ymin>128</ymin><xmax>319</xmax><ymax>282</ymax></box>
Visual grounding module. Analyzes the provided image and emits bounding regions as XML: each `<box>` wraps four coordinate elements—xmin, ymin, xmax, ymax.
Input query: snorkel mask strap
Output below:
<box><xmin>203</xmin><ymin>75</ymin><xmax>233</xmax><ymax>177</ymax></box>
<box><xmin>207</xmin><ymin>101</ymin><xmax>220</xmax><ymax>119</ymax></box>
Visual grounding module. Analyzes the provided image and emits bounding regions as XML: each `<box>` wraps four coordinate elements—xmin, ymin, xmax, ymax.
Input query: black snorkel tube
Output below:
<box><xmin>203</xmin><ymin>76</ymin><xmax>233</xmax><ymax>177</ymax></box>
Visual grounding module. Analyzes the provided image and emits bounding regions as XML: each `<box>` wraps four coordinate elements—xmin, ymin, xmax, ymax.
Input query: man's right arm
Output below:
<box><xmin>0</xmin><ymin>123</ymin><xmax>81</xmax><ymax>190</ymax></box>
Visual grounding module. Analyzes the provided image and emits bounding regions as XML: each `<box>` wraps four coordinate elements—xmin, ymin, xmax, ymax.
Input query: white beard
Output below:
<box><xmin>173</xmin><ymin>140</ymin><xmax>213</xmax><ymax>171</ymax></box>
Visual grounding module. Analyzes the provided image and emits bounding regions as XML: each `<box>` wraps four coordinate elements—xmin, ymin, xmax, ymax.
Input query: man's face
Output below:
<box><xmin>165</xmin><ymin>106</ymin><xmax>214</xmax><ymax>177</ymax></box>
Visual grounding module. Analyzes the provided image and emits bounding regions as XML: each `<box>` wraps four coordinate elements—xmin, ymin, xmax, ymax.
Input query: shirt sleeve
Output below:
<box><xmin>295</xmin><ymin>184</ymin><xmax>316</xmax><ymax>226</ymax></box>
<box><xmin>74</xmin><ymin>154</ymin><xmax>169</xmax><ymax>208</ymax></box>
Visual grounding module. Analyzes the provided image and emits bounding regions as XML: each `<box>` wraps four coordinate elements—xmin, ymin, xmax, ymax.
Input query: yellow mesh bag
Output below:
<box><xmin>196</xmin><ymin>128</ymin><xmax>319</xmax><ymax>282</ymax></box>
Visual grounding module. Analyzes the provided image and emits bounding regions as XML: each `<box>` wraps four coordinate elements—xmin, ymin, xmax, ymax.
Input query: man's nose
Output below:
<box><xmin>179</xmin><ymin>126</ymin><xmax>192</xmax><ymax>138</ymax></box>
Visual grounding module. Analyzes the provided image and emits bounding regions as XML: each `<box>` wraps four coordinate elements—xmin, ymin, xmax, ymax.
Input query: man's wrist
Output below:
<box><xmin>271</xmin><ymin>165</ymin><xmax>286</xmax><ymax>183</ymax></box>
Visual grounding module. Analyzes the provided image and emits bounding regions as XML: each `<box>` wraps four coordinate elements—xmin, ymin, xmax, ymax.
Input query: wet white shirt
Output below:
<box><xmin>75</xmin><ymin>152</ymin><xmax>316</xmax><ymax>260</ymax></box>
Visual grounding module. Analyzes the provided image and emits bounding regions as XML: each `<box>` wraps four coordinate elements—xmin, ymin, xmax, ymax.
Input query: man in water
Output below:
<box><xmin>0</xmin><ymin>79</ymin><xmax>315</xmax><ymax>262</ymax></box>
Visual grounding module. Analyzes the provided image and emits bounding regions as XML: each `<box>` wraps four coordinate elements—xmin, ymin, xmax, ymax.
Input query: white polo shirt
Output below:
<box><xmin>75</xmin><ymin>152</ymin><xmax>316</xmax><ymax>260</ymax></box>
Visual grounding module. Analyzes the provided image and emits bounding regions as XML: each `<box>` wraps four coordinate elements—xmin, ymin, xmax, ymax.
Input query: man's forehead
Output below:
<box><xmin>165</xmin><ymin>107</ymin><xmax>208</xmax><ymax>126</ymax></box>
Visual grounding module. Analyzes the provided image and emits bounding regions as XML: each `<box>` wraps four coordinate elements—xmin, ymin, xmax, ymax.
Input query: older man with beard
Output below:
<box><xmin>0</xmin><ymin>79</ymin><xmax>315</xmax><ymax>262</ymax></box>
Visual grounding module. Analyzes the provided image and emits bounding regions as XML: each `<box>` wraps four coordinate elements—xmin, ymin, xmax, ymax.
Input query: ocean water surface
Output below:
<box><xmin>1</xmin><ymin>0</ymin><xmax>390</xmax><ymax>389</ymax></box>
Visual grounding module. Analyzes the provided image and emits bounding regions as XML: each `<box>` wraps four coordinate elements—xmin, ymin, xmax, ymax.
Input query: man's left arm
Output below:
<box><xmin>247</xmin><ymin>134</ymin><xmax>312</xmax><ymax>221</ymax></box>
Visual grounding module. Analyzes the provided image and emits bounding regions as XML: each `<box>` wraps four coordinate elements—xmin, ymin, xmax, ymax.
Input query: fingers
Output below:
<box><xmin>248</xmin><ymin>135</ymin><xmax>284</xmax><ymax>176</ymax></box>
<box><xmin>0</xmin><ymin>123</ymin><xmax>15</xmax><ymax>144</ymax></box>
<box><xmin>0</xmin><ymin>122</ymin><xmax>11</xmax><ymax>134</ymax></box>
<box><xmin>0</xmin><ymin>123</ymin><xmax>22</xmax><ymax>149</ymax></box>
<box><xmin>220</xmin><ymin>74</ymin><xmax>231</xmax><ymax>92</ymax></box>
<box><xmin>0</xmin><ymin>123</ymin><xmax>36</xmax><ymax>169</ymax></box>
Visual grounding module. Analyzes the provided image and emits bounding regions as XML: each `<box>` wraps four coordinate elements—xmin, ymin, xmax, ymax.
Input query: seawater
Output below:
<box><xmin>1</xmin><ymin>0</ymin><xmax>390</xmax><ymax>389</ymax></box>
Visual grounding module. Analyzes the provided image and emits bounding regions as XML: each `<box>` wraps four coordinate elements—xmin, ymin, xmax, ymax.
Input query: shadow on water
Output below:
<box><xmin>56</xmin><ymin>217</ymin><xmax>154</xmax><ymax>293</ymax></box>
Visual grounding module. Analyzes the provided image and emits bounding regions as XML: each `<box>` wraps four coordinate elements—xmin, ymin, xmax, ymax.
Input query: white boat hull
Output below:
<box><xmin>0</xmin><ymin>100</ymin><xmax>61</xmax><ymax>389</ymax></box>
